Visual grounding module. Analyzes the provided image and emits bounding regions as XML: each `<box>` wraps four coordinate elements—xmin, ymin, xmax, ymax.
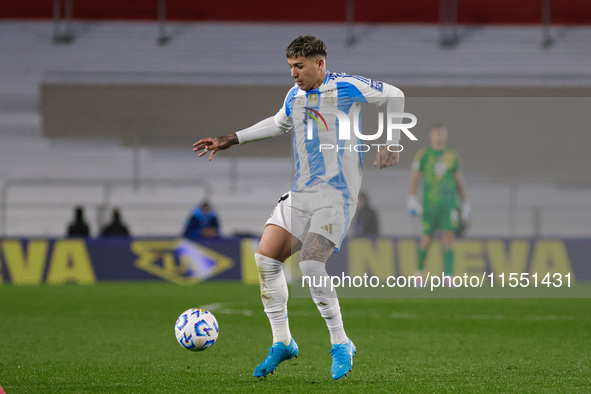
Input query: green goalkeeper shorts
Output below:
<box><xmin>421</xmin><ymin>205</ymin><xmax>460</xmax><ymax>235</ymax></box>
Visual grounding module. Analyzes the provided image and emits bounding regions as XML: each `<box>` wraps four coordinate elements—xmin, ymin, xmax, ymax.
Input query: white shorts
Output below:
<box><xmin>265</xmin><ymin>185</ymin><xmax>357</xmax><ymax>252</ymax></box>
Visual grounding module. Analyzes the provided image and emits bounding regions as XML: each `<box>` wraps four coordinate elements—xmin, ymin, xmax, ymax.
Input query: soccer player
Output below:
<box><xmin>407</xmin><ymin>125</ymin><xmax>470</xmax><ymax>286</ymax></box>
<box><xmin>193</xmin><ymin>35</ymin><xmax>404</xmax><ymax>380</ymax></box>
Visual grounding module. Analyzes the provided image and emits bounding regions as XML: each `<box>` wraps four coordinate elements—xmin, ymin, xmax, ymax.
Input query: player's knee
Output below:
<box><xmin>441</xmin><ymin>231</ymin><xmax>455</xmax><ymax>248</ymax></box>
<box><xmin>256</xmin><ymin>246</ymin><xmax>288</xmax><ymax>263</ymax></box>
<box><xmin>255</xmin><ymin>253</ymin><xmax>283</xmax><ymax>271</ymax></box>
<box><xmin>257</xmin><ymin>226</ymin><xmax>293</xmax><ymax>262</ymax></box>
<box><xmin>256</xmin><ymin>237</ymin><xmax>283</xmax><ymax>261</ymax></box>
<box><xmin>421</xmin><ymin>235</ymin><xmax>434</xmax><ymax>249</ymax></box>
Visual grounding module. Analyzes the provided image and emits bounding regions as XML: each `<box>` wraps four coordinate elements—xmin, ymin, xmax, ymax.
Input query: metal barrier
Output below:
<box><xmin>438</xmin><ymin>0</ymin><xmax>554</xmax><ymax>48</ymax></box>
<box><xmin>542</xmin><ymin>0</ymin><xmax>553</xmax><ymax>48</ymax></box>
<box><xmin>346</xmin><ymin>0</ymin><xmax>356</xmax><ymax>46</ymax></box>
<box><xmin>439</xmin><ymin>0</ymin><xmax>458</xmax><ymax>48</ymax></box>
<box><xmin>157</xmin><ymin>0</ymin><xmax>170</xmax><ymax>45</ymax></box>
<box><xmin>52</xmin><ymin>0</ymin><xmax>171</xmax><ymax>45</ymax></box>
<box><xmin>53</xmin><ymin>0</ymin><xmax>75</xmax><ymax>44</ymax></box>
<box><xmin>48</xmin><ymin>0</ymin><xmax>556</xmax><ymax>49</ymax></box>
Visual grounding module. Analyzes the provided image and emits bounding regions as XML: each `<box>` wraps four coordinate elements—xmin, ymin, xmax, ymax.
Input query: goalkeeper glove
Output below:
<box><xmin>407</xmin><ymin>195</ymin><xmax>423</xmax><ymax>216</ymax></box>
<box><xmin>461</xmin><ymin>199</ymin><xmax>471</xmax><ymax>222</ymax></box>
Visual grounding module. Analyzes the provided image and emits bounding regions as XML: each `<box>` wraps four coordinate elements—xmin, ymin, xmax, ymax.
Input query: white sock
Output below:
<box><xmin>255</xmin><ymin>253</ymin><xmax>292</xmax><ymax>345</ymax></box>
<box><xmin>299</xmin><ymin>260</ymin><xmax>348</xmax><ymax>345</ymax></box>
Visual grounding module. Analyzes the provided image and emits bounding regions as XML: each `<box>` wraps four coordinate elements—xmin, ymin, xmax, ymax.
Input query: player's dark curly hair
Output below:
<box><xmin>286</xmin><ymin>35</ymin><xmax>327</xmax><ymax>59</ymax></box>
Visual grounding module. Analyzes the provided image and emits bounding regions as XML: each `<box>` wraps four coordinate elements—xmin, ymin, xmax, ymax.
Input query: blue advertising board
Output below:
<box><xmin>0</xmin><ymin>237</ymin><xmax>589</xmax><ymax>285</ymax></box>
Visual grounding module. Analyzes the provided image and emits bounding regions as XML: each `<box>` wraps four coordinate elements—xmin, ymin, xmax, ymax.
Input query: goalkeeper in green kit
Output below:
<box><xmin>407</xmin><ymin>125</ymin><xmax>470</xmax><ymax>286</ymax></box>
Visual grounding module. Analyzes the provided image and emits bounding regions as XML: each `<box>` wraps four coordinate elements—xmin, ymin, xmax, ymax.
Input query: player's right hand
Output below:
<box><xmin>407</xmin><ymin>195</ymin><xmax>423</xmax><ymax>216</ymax></box>
<box><xmin>461</xmin><ymin>199</ymin><xmax>471</xmax><ymax>222</ymax></box>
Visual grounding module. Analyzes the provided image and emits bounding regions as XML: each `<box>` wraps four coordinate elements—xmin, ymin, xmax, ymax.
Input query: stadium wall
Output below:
<box><xmin>2</xmin><ymin>0</ymin><xmax>591</xmax><ymax>24</ymax></box>
<box><xmin>41</xmin><ymin>82</ymin><xmax>591</xmax><ymax>183</ymax></box>
<box><xmin>0</xmin><ymin>237</ymin><xmax>588</xmax><ymax>286</ymax></box>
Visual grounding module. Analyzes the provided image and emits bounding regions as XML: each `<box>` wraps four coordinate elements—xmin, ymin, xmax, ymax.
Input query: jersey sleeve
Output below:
<box><xmin>273</xmin><ymin>86</ymin><xmax>298</xmax><ymax>133</ymax></box>
<box><xmin>347</xmin><ymin>77</ymin><xmax>405</xmax><ymax>143</ymax></box>
<box><xmin>352</xmin><ymin>78</ymin><xmax>404</xmax><ymax>108</ymax></box>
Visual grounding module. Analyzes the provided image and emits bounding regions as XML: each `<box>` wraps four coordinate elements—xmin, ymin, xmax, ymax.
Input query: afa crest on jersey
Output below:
<box><xmin>371</xmin><ymin>80</ymin><xmax>384</xmax><ymax>92</ymax></box>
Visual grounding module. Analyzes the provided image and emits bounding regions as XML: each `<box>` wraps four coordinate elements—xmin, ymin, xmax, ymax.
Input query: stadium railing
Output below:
<box><xmin>52</xmin><ymin>0</ymin><xmax>75</xmax><ymax>44</ymax></box>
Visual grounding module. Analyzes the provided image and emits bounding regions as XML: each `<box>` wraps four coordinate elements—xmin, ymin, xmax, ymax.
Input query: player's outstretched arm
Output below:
<box><xmin>193</xmin><ymin>116</ymin><xmax>290</xmax><ymax>161</ymax></box>
<box><xmin>193</xmin><ymin>133</ymin><xmax>239</xmax><ymax>161</ymax></box>
<box><xmin>373</xmin><ymin>146</ymin><xmax>399</xmax><ymax>169</ymax></box>
<box><xmin>454</xmin><ymin>171</ymin><xmax>471</xmax><ymax>221</ymax></box>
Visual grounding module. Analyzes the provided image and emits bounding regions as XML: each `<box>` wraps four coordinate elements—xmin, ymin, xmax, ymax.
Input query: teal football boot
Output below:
<box><xmin>253</xmin><ymin>338</ymin><xmax>298</xmax><ymax>378</ymax></box>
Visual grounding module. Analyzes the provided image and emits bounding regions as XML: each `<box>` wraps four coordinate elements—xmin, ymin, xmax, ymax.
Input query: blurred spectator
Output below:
<box><xmin>353</xmin><ymin>192</ymin><xmax>379</xmax><ymax>236</ymax></box>
<box><xmin>100</xmin><ymin>208</ymin><xmax>130</xmax><ymax>237</ymax></box>
<box><xmin>183</xmin><ymin>201</ymin><xmax>220</xmax><ymax>240</ymax></box>
<box><xmin>67</xmin><ymin>206</ymin><xmax>91</xmax><ymax>237</ymax></box>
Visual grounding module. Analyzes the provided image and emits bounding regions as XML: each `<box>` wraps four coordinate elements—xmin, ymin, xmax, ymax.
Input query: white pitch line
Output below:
<box><xmin>201</xmin><ymin>303</ymin><xmax>254</xmax><ymax>317</ymax></box>
<box><xmin>389</xmin><ymin>312</ymin><xmax>587</xmax><ymax>321</ymax></box>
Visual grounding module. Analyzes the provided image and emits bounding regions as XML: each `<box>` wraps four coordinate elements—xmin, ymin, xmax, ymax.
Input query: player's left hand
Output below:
<box><xmin>373</xmin><ymin>145</ymin><xmax>399</xmax><ymax>169</ymax></box>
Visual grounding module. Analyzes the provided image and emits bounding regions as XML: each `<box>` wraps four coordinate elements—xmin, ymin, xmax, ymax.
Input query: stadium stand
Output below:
<box><xmin>1</xmin><ymin>5</ymin><xmax>591</xmax><ymax>237</ymax></box>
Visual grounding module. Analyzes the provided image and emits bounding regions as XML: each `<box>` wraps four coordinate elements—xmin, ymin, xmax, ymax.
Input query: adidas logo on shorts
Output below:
<box><xmin>321</xmin><ymin>224</ymin><xmax>333</xmax><ymax>234</ymax></box>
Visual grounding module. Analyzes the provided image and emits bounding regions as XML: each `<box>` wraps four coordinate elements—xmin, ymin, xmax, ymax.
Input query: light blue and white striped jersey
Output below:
<box><xmin>273</xmin><ymin>71</ymin><xmax>404</xmax><ymax>200</ymax></box>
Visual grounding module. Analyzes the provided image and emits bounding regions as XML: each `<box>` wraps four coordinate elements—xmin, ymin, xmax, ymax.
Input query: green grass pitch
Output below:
<box><xmin>1</xmin><ymin>281</ymin><xmax>590</xmax><ymax>392</ymax></box>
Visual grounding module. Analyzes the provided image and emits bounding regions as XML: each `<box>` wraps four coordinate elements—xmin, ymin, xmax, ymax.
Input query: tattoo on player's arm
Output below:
<box><xmin>300</xmin><ymin>232</ymin><xmax>335</xmax><ymax>263</ymax></box>
<box><xmin>217</xmin><ymin>134</ymin><xmax>238</xmax><ymax>146</ymax></box>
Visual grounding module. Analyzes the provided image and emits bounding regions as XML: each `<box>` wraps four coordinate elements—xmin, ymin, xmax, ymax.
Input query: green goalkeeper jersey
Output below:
<box><xmin>411</xmin><ymin>147</ymin><xmax>461</xmax><ymax>210</ymax></box>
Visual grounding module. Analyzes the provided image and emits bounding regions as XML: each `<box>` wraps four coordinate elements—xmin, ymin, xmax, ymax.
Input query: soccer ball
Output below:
<box><xmin>174</xmin><ymin>308</ymin><xmax>219</xmax><ymax>351</ymax></box>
